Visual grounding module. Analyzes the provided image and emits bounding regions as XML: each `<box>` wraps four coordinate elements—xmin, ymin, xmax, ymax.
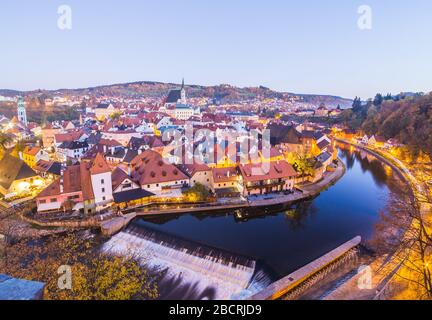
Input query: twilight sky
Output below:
<box><xmin>1</xmin><ymin>0</ymin><xmax>431</xmax><ymax>99</ymax></box>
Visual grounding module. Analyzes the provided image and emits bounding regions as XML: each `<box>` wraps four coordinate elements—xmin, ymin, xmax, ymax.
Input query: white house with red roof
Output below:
<box><xmin>89</xmin><ymin>153</ymin><xmax>113</xmax><ymax>208</ymax></box>
<box><xmin>36</xmin><ymin>153</ymin><xmax>112</xmax><ymax>213</ymax></box>
<box><xmin>130</xmin><ymin>150</ymin><xmax>189</xmax><ymax>196</ymax></box>
<box><xmin>238</xmin><ymin>160</ymin><xmax>297</xmax><ymax>197</ymax></box>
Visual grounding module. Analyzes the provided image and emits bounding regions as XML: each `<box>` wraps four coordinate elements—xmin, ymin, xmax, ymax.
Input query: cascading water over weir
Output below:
<box><xmin>102</xmin><ymin>223</ymin><xmax>275</xmax><ymax>300</ymax></box>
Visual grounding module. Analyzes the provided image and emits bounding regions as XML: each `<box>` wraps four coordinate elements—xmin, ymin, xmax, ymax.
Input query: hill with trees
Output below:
<box><xmin>339</xmin><ymin>92</ymin><xmax>432</xmax><ymax>158</ymax></box>
<box><xmin>0</xmin><ymin>81</ymin><xmax>352</xmax><ymax>107</ymax></box>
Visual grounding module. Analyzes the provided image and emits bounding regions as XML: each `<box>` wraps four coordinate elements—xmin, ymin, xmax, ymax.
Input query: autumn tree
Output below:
<box><xmin>292</xmin><ymin>153</ymin><xmax>315</xmax><ymax>177</ymax></box>
<box><xmin>183</xmin><ymin>183</ymin><xmax>211</xmax><ymax>202</ymax></box>
<box><xmin>370</xmin><ymin>181</ymin><xmax>432</xmax><ymax>299</ymax></box>
<box><xmin>0</xmin><ymin>232</ymin><xmax>158</xmax><ymax>300</ymax></box>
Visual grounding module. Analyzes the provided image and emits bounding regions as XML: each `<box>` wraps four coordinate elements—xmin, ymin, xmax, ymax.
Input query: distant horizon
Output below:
<box><xmin>1</xmin><ymin>79</ymin><xmax>429</xmax><ymax>101</ymax></box>
<box><xmin>0</xmin><ymin>79</ymin><xmax>356</xmax><ymax>99</ymax></box>
<box><xmin>2</xmin><ymin>1</ymin><xmax>432</xmax><ymax>98</ymax></box>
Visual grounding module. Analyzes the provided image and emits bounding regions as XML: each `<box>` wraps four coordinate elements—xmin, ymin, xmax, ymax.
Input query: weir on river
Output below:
<box><xmin>102</xmin><ymin>146</ymin><xmax>403</xmax><ymax>300</ymax></box>
<box><xmin>102</xmin><ymin>224</ymin><xmax>275</xmax><ymax>300</ymax></box>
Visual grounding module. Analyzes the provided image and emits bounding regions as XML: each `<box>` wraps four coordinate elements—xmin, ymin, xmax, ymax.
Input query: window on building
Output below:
<box><xmin>39</xmin><ymin>199</ymin><xmax>47</xmax><ymax>204</ymax></box>
<box><xmin>102</xmin><ymin>188</ymin><xmax>105</xmax><ymax>193</ymax></box>
<box><xmin>101</xmin><ymin>179</ymin><xmax>105</xmax><ymax>184</ymax></box>
<box><xmin>50</xmin><ymin>198</ymin><xmax>57</xmax><ymax>203</ymax></box>
<box><xmin>102</xmin><ymin>196</ymin><xmax>106</xmax><ymax>201</ymax></box>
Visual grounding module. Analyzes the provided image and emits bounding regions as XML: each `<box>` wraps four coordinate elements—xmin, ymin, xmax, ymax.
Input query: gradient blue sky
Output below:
<box><xmin>1</xmin><ymin>0</ymin><xmax>431</xmax><ymax>98</ymax></box>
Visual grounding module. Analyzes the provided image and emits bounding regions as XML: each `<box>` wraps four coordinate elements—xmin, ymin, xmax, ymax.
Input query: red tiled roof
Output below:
<box><xmin>111</xmin><ymin>167</ymin><xmax>130</xmax><ymax>191</ymax></box>
<box><xmin>130</xmin><ymin>150</ymin><xmax>189</xmax><ymax>185</ymax></box>
<box><xmin>23</xmin><ymin>146</ymin><xmax>41</xmax><ymax>156</ymax></box>
<box><xmin>37</xmin><ymin>159</ymin><xmax>97</xmax><ymax>201</ymax></box>
<box><xmin>89</xmin><ymin>153</ymin><xmax>111</xmax><ymax>175</ymax></box>
<box><xmin>33</xmin><ymin>159</ymin><xmax>53</xmax><ymax>172</ymax></box>
<box><xmin>178</xmin><ymin>163</ymin><xmax>210</xmax><ymax>177</ymax></box>
<box><xmin>99</xmin><ymin>138</ymin><xmax>122</xmax><ymax>147</ymax></box>
<box><xmin>54</xmin><ymin>130</ymin><xmax>83</xmax><ymax>143</ymax></box>
<box><xmin>80</xmin><ymin>162</ymin><xmax>95</xmax><ymax>201</ymax></box>
<box><xmin>37</xmin><ymin>165</ymin><xmax>81</xmax><ymax>197</ymax></box>
<box><xmin>212</xmin><ymin>167</ymin><xmax>239</xmax><ymax>183</ymax></box>
<box><xmin>239</xmin><ymin>160</ymin><xmax>297</xmax><ymax>183</ymax></box>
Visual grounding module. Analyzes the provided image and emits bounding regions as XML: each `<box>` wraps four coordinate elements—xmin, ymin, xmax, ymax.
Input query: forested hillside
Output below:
<box><xmin>340</xmin><ymin>93</ymin><xmax>432</xmax><ymax>157</ymax></box>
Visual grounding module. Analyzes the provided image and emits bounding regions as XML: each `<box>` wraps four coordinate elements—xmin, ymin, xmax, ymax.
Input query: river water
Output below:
<box><xmin>103</xmin><ymin>146</ymin><xmax>402</xmax><ymax>299</ymax></box>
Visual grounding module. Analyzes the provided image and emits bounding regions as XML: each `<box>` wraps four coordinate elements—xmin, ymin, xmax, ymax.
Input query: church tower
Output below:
<box><xmin>180</xmin><ymin>78</ymin><xmax>186</xmax><ymax>104</ymax></box>
<box><xmin>17</xmin><ymin>97</ymin><xmax>28</xmax><ymax>126</ymax></box>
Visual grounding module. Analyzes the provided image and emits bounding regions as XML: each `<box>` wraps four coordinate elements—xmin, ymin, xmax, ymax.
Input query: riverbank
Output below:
<box><xmin>2</xmin><ymin>159</ymin><xmax>347</xmax><ymax>240</ymax></box>
<box><xmin>133</xmin><ymin>159</ymin><xmax>346</xmax><ymax>217</ymax></box>
<box><xmin>328</xmin><ymin>139</ymin><xmax>429</xmax><ymax>300</ymax></box>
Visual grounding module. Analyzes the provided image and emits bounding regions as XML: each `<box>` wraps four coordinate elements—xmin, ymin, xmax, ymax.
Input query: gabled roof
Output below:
<box><xmin>113</xmin><ymin>188</ymin><xmax>155</xmax><ymax>204</ymax></box>
<box><xmin>317</xmin><ymin>139</ymin><xmax>331</xmax><ymax>150</ymax></box>
<box><xmin>166</xmin><ymin>89</ymin><xmax>182</xmax><ymax>104</ymax></box>
<box><xmin>89</xmin><ymin>153</ymin><xmax>111</xmax><ymax>175</ymax></box>
<box><xmin>23</xmin><ymin>146</ymin><xmax>41</xmax><ymax>156</ymax></box>
<box><xmin>0</xmin><ymin>154</ymin><xmax>38</xmax><ymax>190</ymax></box>
<box><xmin>111</xmin><ymin>167</ymin><xmax>131</xmax><ymax>191</ymax></box>
<box><xmin>239</xmin><ymin>160</ymin><xmax>297</xmax><ymax>183</ymax></box>
<box><xmin>33</xmin><ymin>160</ymin><xmax>62</xmax><ymax>175</ymax></box>
<box><xmin>37</xmin><ymin>160</ymin><xmax>97</xmax><ymax>201</ymax></box>
<box><xmin>37</xmin><ymin>166</ymin><xmax>80</xmax><ymax>198</ymax></box>
<box><xmin>99</xmin><ymin>138</ymin><xmax>122</xmax><ymax>147</ymax></box>
<box><xmin>212</xmin><ymin>167</ymin><xmax>239</xmax><ymax>183</ymax></box>
<box><xmin>178</xmin><ymin>163</ymin><xmax>211</xmax><ymax>178</ymax></box>
<box><xmin>87</xmin><ymin>133</ymin><xmax>102</xmax><ymax>145</ymax></box>
<box><xmin>122</xmin><ymin>149</ymin><xmax>138</xmax><ymax>164</ymax></box>
<box><xmin>54</xmin><ymin>131</ymin><xmax>83</xmax><ymax>143</ymax></box>
<box><xmin>127</xmin><ymin>136</ymin><xmax>164</xmax><ymax>150</ymax></box>
<box><xmin>317</xmin><ymin>151</ymin><xmax>332</xmax><ymax>164</ymax></box>
<box><xmin>130</xmin><ymin>150</ymin><xmax>189</xmax><ymax>185</ymax></box>
<box><xmin>58</xmin><ymin>140</ymin><xmax>89</xmax><ymax>150</ymax></box>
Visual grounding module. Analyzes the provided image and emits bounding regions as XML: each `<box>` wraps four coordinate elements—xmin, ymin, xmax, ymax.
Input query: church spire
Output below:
<box><xmin>180</xmin><ymin>78</ymin><xmax>186</xmax><ymax>104</ymax></box>
<box><xmin>17</xmin><ymin>96</ymin><xmax>28</xmax><ymax>126</ymax></box>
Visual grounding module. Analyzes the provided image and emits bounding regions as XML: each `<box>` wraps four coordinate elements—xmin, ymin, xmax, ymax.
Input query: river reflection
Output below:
<box><xmin>131</xmin><ymin>146</ymin><xmax>403</xmax><ymax>277</ymax></box>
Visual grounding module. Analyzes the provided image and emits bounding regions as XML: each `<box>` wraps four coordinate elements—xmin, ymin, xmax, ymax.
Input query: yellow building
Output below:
<box><xmin>0</xmin><ymin>154</ymin><xmax>40</xmax><ymax>197</ymax></box>
<box><xmin>22</xmin><ymin>146</ymin><xmax>49</xmax><ymax>168</ymax></box>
